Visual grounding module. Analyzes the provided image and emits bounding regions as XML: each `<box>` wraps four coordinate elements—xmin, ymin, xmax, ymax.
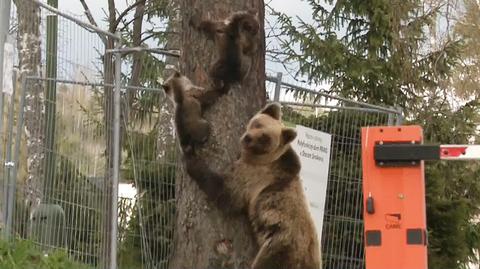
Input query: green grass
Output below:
<box><xmin>283</xmin><ymin>120</ymin><xmax>297</xmax><ymax>128</ymax></box>
<box><xmin>0</xmin><ymin>239</ymin><xmax>89</xmax><ymax>269</ymax></box>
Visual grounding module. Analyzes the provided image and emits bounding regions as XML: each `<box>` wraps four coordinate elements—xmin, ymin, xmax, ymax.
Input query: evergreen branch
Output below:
<box><xmin>112</xmin><ymin>0</ymin><xmax>145</xmax><ymax>30</ymax></box>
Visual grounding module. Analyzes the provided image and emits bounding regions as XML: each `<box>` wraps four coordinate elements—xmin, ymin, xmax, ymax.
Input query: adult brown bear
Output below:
<box><xmin>184</xmin><ymin>103</ymin><xmax>321</xmax><ymax>269</ymax></box>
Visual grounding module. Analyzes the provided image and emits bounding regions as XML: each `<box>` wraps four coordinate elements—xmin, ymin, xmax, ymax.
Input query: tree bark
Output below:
<box><xmin>157</xmin><ymin>0</ymin><xmax>180</xmax><ymax>161</ymax></box>
<box><xmin>169</xmin><ymin>1</ymin><xmax>265</xmax><ymax>269</ymax></box>
<box><xmin>127</xmin><ymin>0</ymin><xmax>146</xmax><ymax>111</ymax></box>
<box><xmin>15</xmin><ymin>0</ymin><xmax>45</xmax><ymax>211</ymax></box>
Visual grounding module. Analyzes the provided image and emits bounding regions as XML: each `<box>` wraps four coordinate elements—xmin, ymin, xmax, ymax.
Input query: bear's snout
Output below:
<box><xmin>241</xmin><ymin>132</ymin><xmax>271</xmax><ymax>155</ymax></box>
<box><xmin>242</xmin><ymin>134</ymin><xmax>253</xmax><ymax>146</ymax></box>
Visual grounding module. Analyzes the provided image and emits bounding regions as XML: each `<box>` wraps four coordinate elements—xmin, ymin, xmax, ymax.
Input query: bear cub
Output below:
<box><xmin>184</xmin><ymin>103</ymin><xmax>321</xmax><ymax>269</ymax></box>
<box><xmin>191</xmin><ymin>10</ymin><xmax>260</xmax><ymax>94</ymax></box>
<box><xmin>162</xmin><ymin>70</ymin><xmax>210</xmax><ymax>152</ymax></box>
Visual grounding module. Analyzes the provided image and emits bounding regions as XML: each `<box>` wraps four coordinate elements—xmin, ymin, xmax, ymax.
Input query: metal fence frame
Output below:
<box><xmin>0</xmin><ymin>1</ymin><xmax>170</xmax><ymax>268</ymax></box>
<box><xmin>266</xmin><ymin>73</ymin><xmax>403</xmax><ymax>124</ymax></box>
<box><xmin>5</xmin><ymin>75</ymin><xmax>174</xmax><ymax>268</ymax></box>
<box><xmin>18</xmin><ymin>2</ymin><xmax>120</xmax><ymax>268</ymax></box>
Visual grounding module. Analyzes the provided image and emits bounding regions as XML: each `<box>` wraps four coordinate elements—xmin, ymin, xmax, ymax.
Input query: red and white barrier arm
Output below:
<box><xmin>440</xmin><ymin>145</ymin><xmax>480</xmax><ymax>160</ymax></box>
<box><xmin>374</xmin><ymin>143</ymin><xmax>480</xmax><ymax>163</ymax></box>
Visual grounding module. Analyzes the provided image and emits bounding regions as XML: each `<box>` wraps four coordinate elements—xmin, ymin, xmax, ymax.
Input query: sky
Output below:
<box><xmin>53</xmin><ymin>0</ymin><xmax>314</xmax><ymax>78</ymax></box>
<box><xmin>268</xmin><ymin>0</ymin><xmax>313</xmax><ymax>21</ymax></box>
<box><xmin>57</xmin><ymin>0</ymin><xmax>313</xmax><ymax>26</ymax></box>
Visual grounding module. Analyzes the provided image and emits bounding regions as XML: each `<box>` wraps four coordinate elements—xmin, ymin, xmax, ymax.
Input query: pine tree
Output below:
<box><xmin>452</xmin><ymin>0</ymin><xmax>480</xmax><ymax>98</ymax></box>
<box><xmin>274</xmin><ymin>0</ymin><xmax>460</xmax><ymax>107</ymax></box>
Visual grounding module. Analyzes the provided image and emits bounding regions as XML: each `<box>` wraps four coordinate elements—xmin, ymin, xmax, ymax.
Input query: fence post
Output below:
<box><xmin>0</xmin><ymin>2</ymin><xmax>12</xmax><ymax>204</ymax></box>
<box><xmin>109</xmin><ymin>34</ymin><xmax>122</xmax><ymax>269</ymax></box>
<box><xmin>395</xmin><ymin>106</ymin><xmax>403</xmax><ymax>126</ymax></box>
<box><xmin>387</xmin><ymin>106</ymin><xmax>395</xmax><ymax>126</ymax></box>
<box><xmin>273</xmin><ymin>72</ymin><xmax>282</xmax><ymax>102</ymax></box>
<box><xmin>2</xmin><ymin>71</ymin><xmax>17</xmax><ymax>240</ymax></box>
<box><xmin>44</xmin><ymin>0</ymin><xmax>58</xmax><ymax>201</ymax></box>
<box><xmin>4</xmin><ymin>76</ymin><xmax>27</xmax><ymax>240</ymax></box>
<box><xmin>0</xmin><ymin>0</ymin><xmax>12</xmax><ymax>102</ymax></box>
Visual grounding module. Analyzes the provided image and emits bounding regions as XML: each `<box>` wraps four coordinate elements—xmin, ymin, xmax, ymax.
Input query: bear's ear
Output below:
<box><xmin>260</xmin><ymin>103</ymin><xmax>281</xmax><ymax>120</ymax></box>
<box><xmin>282</xmin><ymin>128</ymin><xmax>297</xmax><ymax>144</ymax></box>
<box><xmin>162</xmin><ymin>84</ymin><xmax>171</xmax><ymax>94</ymax></box>
<box><xmin>246</xmin><ymin>8</ymin><xmax>258</xmax><ymax>16</ymax></box>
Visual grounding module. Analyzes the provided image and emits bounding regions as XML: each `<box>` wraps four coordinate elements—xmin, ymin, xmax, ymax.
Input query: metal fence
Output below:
<box><xmin>266</xmin><ymin>73</ymin><xmax>402</xmax><ymax>269</ymax></box>
<box><xmin>4</xmin><ymin>76</ymin><xmax>178</xmax><ymax>268</ymax></box>
<box><xmin>1</xmin><ymin>1</ymin><xmax>178</xmax><ymax>269</ymax></box>
<box><xmin>0</xmin><ymin>1</ymin><xmax>402</xmax><ymax>269</ymax></box>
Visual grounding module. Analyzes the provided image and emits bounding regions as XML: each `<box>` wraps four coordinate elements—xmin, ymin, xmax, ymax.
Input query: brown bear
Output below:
<box><xmin>190</xmin><ymin>10</ymin><xmax>260</xmax><ymax>95</ymax></box>
<box><xmin>162</xmin><ymin>70</ymin><xmax>210</xmax><ymax>152</ymax></box>
<box><xmin>184</xmin><ymin>103</ymin><xmax>321</xmax><ymax>269</ymax></box>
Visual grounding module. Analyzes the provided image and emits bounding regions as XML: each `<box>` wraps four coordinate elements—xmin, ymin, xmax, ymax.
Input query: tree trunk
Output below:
<box><xmin>126</xmin><ymin>0</ymin><xmax>146</xmax><ymax>112</ymax></box>
<box><xmin>169</xmin><ymin>1</ymin><xmax>265</xmax><ymax>269</ymax></box>
<box><xmin>163</xmin><ymin>0</ymin><xmax>180</xmax><ymax>70</ymax></box>
<box><xmin>156</xmin><ymin>0</ymin><xmax>180</xmax><ymax>160</ymax></box>
<box><xmin>15</xmin><ymin>0</ymin><xmax>45</xmax><ymax>210</ymax></box>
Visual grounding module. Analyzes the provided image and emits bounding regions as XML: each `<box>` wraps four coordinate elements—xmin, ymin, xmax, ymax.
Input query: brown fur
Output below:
<box><xmin>162</xmin><ymin>71</ymin><xmax>210</xmax><ymax>152</ymax></box>
<box><xmin>184</xmin><ymin>103</ymin><xmax>321</xmax><ymax>269</ymax></box>
<box><xmin>190</xmin><ymin>10</ymin><xmax>260</xmax><ymax>95</ymax></box>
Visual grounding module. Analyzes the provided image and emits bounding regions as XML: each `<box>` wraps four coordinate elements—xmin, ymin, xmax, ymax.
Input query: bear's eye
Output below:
<box><xmin>243</xmin><ymin>23</ymin><xmax>252</xmax><ymax>32</ymax></box>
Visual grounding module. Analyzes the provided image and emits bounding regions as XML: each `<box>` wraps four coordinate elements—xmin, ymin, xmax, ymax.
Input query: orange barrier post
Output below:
<box><xmin>361</xmin><ymin>126</ymin><xmax>427</xmax><ymax>269</ymax></box>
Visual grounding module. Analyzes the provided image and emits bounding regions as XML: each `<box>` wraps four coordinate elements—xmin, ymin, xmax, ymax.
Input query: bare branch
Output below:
<box><xmin>118</xmin><ymin>8</ymin><xmax>162</xmax><ymax>32</ymax></box>
<box><xmin>119</xmin><ymin>16</ymin><xmax>136</xmax><ymax>32</ymax></box>
<box><xmin>112</xmin><ymin>0</ymin><xmax>145</xmax><ymax>30</ymax></box>
<box><xmin>79</xmin><ymin>0</ymin><xmax>107</xmax><ymax>45</ymax></box>
<box><xmin>266</xmin><ymin>49</ymin><xmax>295</xmax><ymax>57</ymax></box>
<box><xmin>140</xmin><ymin>31</ymin><xmax>178</xmax><ymax>43</ymax></box>
<box><xmin>140</xmin><ymin>32</ymin><xmax>157</xmax><ymax>43</ymax></box>
<box><xmin>126</xmin><ymin>0</ymin><xmax>147</xmax><ymax>115</ymax></box>
<box><xmin>132</xmin><ymin>0</ymin><xmax>146</xmax><ymax>47</ymax></box>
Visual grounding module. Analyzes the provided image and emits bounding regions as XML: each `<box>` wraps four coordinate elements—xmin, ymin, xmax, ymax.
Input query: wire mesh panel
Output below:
<box><xmin>119</xmin><ymin>86</ymin><xmax>177</xmax><ymax>269</ymax></box>
<box><xmin>9</xmin><ymin>81</ymin><xmax>178</xmax><ymax>269</ymax></box>
<box><xmin>266</xmin><ymin>76</ymin><xmax>400</xmax><ymax>269</ymax></box>
<box><xmin>11</xmin><ymin>78</ymin><xmax>108</xmax><ymax>266</ymax></box>
<box><xmin>3</xmin><ymin>1</ymin><xmax>115</xmax><ymax>268</ymax></box>
<box><xmin>4</xmin><ymin>1</ymin><xmax>178</xmax><ymax>268</ymax></box>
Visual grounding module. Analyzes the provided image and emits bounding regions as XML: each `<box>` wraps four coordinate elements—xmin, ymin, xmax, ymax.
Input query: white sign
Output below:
<box><xmin>292</xmin><ymin>125</ymin><xmax>331</xmax><ymax>243</ymax></box>
<box><xmin>3</xmin><ymin>41</ymin><xmax>14</xmax><ymax>95</ymax></box>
